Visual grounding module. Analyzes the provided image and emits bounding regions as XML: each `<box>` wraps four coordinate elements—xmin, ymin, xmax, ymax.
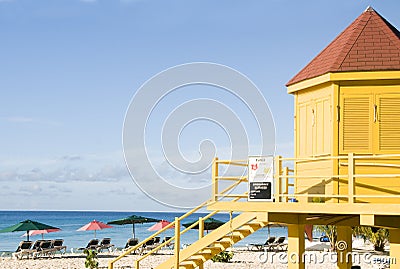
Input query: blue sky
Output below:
<box><xmin>0</xmin><ymin>0</ymin><xmax>399</xmax><ymax>211</ymax></box>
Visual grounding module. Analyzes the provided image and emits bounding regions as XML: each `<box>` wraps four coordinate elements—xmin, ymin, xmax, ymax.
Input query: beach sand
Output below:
<box><xmin>0</xmin><ymin>241</ymin><xmax>392</xmax><ymax>269</ymax></box>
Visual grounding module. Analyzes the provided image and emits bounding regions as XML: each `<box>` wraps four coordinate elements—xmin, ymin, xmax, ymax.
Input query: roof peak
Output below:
<box><xmin>286</xmin><ymin>7</ymin><xmax>400</xmax><ymax>87</ymax></box>
<box><xmin>364</xmin><ymin>6</ymin><xmax>375</xmax><ymax>12</ymax></box>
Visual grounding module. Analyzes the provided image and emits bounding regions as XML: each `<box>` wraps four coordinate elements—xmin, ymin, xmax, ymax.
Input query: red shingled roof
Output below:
<box><xmin>287</xmin><ymin>7</ymin><xmax>400</xmax><ymax>86</ymax></box>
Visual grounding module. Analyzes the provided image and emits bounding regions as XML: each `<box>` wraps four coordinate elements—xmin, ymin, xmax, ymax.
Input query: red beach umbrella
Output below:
<box><xmin>147</xmin><ymin>220</ymin><xmax>174</xmax><ymax>231</ymax></box>
<box><xmin>305</xmin><ymin>224</ymin><xmax>313</xmax><ymax>242</ymax></box>
<box><xmin>77</xmin><ymin>220</ymin><xmax>113</xmax><ymax>238</ymax></box>
<box><xmin>22</xmin><ymin>228</ymin><xmax>61</xmax><ymax>240</ymax></box>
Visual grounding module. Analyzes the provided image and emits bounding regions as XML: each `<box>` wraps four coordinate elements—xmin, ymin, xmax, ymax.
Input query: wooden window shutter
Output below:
<box><xmin>378</xmin><ymin>95</ymin><xmax>400</xmax><ymax>151</ymax></box>
<box><xmin>341</xmin><ymin>96</ymin><xmax>372</xmax><ymax>153</ymax></box>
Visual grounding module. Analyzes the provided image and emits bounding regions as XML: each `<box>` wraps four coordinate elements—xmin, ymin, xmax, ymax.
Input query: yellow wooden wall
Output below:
<box><xmin>293</xmin><ymin>78</ymin><xmax>400</xmax><ymax>204</ymax></box>
<box><xmin>339</xmin><ymin>85</ymin><xmax>400</xmax><ymax>154</ymax></box>
<box><xmin>294</xmin><ymin>83</ymin><xmax>337</xmax><ymax>202</ymax></box>
<box><xmin>338</xmin><ymin>83</ymin><xmax>400</xmax><ymax>203</ymax></box>
<box><xmin>295</xmin><ymin>82</ymin><xmax>333</xmax><ymax>158</ymax></box>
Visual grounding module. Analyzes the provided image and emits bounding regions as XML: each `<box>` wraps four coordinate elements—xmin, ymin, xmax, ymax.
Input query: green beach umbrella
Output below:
<box><xmin>107</xmin><ymin>215</ymin><xmax>159</xmax><ymax>239</ymax></box>
<box><xmin>183</xmin><ymin>217</ymin><xmax>225</xmax><ymax>232</ymax></box>
<box><xmin>0</xmin><ymin>219</ymin><xmax>60</xmax><ymax>241</ymax></box>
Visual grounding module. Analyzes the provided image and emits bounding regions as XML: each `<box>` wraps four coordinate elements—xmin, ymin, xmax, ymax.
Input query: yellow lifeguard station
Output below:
<box><xmin>287</xmin><ymin>6</ymin><xmax>400</xmax><ymax>205</ymax></box>
<box><xmin>110</xmin><ymin>7</ymin><xmax>400</xmax><ymax>269</ymax></box>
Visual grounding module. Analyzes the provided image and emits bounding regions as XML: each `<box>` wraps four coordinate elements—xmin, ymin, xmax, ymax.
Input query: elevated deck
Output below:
<box><xmin>208</xmin><ymin>155</ymin><xmax>400</xmax><ymax>228</ymax></box>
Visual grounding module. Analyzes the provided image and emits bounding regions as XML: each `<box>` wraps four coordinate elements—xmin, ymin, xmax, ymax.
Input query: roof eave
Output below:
<box><xmin>287</xmin><ymin>70</ymin><xmax>400</xmax><ymax>94</ymax></box>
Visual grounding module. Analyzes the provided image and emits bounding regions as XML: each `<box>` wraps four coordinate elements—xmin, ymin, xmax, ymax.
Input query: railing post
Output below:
<box><xmin>284</xmin><ymin>166</ymin><xmax>289</xmax><ymax>203</ymax></box>
<box><xmin>348</xmin><ymin>153</ymin><xmax>355</xmax><ymax>204</ymax></box>
<box><xmin>274</xmin><ymin>156</ymin><xmax>282</xmax><ymax>202</ymax></box>
<box><xmin>199</xmin><ymin>217</ymin><xmax>204</xmax><ymax>239</ymax></box>
<box><xmin>108</xmin><ymin>261</ymin><xmax>114</xmax><ymax>269</ymax></box>
<box><xmin>199</xmin><ymin>217</ymin><xmax>205</xmax><ymax>269</ymax></box>
<box><xmin>174</xmin><ymin>217</ymin><xmax>180</xmax><ymax>269</ymax></box>
<box><xmin>212</xmin><ymin>157</ymin><xmax>219</xmax><ymax>202</ymax></box>
<box><xmin>134</xmin><ymin>260</ymin><xmax>140</xmax><ymax>269</ymax></box>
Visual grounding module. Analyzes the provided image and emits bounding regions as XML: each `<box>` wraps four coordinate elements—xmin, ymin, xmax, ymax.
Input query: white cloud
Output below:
<box><xmin>3</xmin><ymin>116</ymin><xmax>34</xmax><ymax>123</ymax></box>
<box><xmin>0</xmin><ymin>151</ymin><xmax>130</xmax><ymax>183</ymax></box>
<box><xmin>1</xmin><ymin>116</ymin><xmax>61</xmax><ymax>126</ymax></box>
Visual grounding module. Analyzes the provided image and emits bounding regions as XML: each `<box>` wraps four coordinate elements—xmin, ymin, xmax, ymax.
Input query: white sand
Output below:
<box><xmin>0</xmin><ymin>244</ymin><xmax>393</xmax><ymax>269</ymax></box>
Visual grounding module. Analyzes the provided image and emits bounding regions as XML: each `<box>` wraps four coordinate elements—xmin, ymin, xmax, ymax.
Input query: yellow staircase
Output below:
<box><xmin>156</xmin><ymin>212</ymin><xmax>267</xmax><ymax>269</ymax></box>
<box><xmin>108</xmin><ymin>159</ymin><xmax>269</xmax><ymax>269</ymax></box>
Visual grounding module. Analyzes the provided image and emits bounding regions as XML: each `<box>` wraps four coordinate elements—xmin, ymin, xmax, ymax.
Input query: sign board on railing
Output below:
<box><xmin>248</xmin><ymin>156</ymin><xmax>274</xmax><ymax>202</ymax></box>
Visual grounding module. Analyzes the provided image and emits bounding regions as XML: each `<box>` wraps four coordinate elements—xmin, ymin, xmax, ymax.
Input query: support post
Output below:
<box><xmin>336</xmin><ymin>226</ymin><xmax>352</xmax><ymax>269</ymax></box>
<box><xmin>287</xmin><ymin>224</ymin><xmax>305</xmax><ymax>269</ymax></box>
<box><xmin>134</xmin><ymin>260</ymin><xmax>139</xmax><ymax>269</ymax></box>
<box><xmin>174</xmin><ymin>217</ymin><xmax>180</xmax><ymax>269</ymax></box>
<box><xmin>199</xmin><ymin>217</ymin><xmax>204</xmax><ymax>239</ymax></box>
<box><xmin>348</xmin><ymin>153</ymin><xmax>355</xmax><ymax>203</ymax></box>
<box><xmin>212</xmin><ymin>157</ymin><xmax>219</xmax><ymax>202</ymax></box>
<box><xmin>390</xmin><ymin>229</ymin><xmax>400</xmax><ymax>269</ymax></box>
<box><xmin>274</xmin><ymin>156</ymin><xmax>282</xmax><ymax>202</ymax></box>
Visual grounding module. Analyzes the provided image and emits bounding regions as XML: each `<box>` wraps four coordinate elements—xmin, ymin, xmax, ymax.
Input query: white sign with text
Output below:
<box><xmin>248</xmin><ymin>156</ymin><xmax>274</xmax><ymax>201</ymax></box>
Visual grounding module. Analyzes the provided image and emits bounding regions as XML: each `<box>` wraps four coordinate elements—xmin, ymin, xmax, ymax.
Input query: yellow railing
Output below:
<box><xmin>212</xmin><ymin>154</ymin><xmax>400</xmax><ymax>204</ymax></box>
<box><xmin>108</xmin><ymin>158</ymin><xmax>246</xmax><ymax>269</ymax></box>
<box><xmin>109</xmin><ymin>154</ymin><xmax>400</xmax><ymax>268</ymax></box>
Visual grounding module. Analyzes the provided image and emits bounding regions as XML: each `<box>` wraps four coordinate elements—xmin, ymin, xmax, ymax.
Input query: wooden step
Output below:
<box><xmin>226</xmin><ymin>230</ymin><xmax>247</xmax><ymax>239</ymax></box>
<box><xmin>202</xmin><ymin>246</ymin><xmax>222</xmax><ymax>253</ymax></box>
<box><xmin>191</xmin><ymin>253</ymin><xmax>212</xmax><ymax>261</ymax></box>
<box><xmin>233</xmin><ymin>228</ymin><xmax>252</xmax><ymax>236</ymax></box>
<box><xmin>217</xmin><ymin>237</ymin><xmax>236</xmax><ymax>244</ymax></box>
<box><xmin>178</xmin><ymin>261</ymin><xmax>195</xmax><ymax>269</ymax></box>
<box><xmin>183</xmin><ymin>257</ymin><xmax>203</xmax><ymax>268</ymax></box>
<box><xmin>241</xmin><ymin>223</ymin><xmax>262</xmax><ymax>232</ymax></box>
<box><xmin>213</xmin><ymin>240</ymin><xmax>231</xmax><ymax>249</ymax></box>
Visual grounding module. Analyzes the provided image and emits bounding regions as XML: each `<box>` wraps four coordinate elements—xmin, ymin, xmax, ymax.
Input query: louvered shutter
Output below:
<box><xmin>340</xmin><ymin>95</ymin><xmax>373</xmax><ymax>153</ymax></box>
<box><xmin>378</xmin><ymin>95</ymin><xmax>400</xmax><ymax>151</ymax></box>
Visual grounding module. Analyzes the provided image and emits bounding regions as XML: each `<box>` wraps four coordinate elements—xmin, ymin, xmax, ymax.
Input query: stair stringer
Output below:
<box><xmin>155</xmin><ymin>212</ymin><xmax>267</xmax><ymax>269</ymax></box>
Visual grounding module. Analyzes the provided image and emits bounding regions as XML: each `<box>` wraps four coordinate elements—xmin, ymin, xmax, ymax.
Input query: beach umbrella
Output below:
<box><xmin>305</xmin><ymin>224</ymin><xmax>313</xmax><ymax>242</ymax></box>
<box><xmin>147</xmin><ymin>220</ymin><xmax>174</xmax><ymax>231</ymax></box>
<box><xmin>22</xmin><ymin>228</ymin><xmax>61</xmax><ymax>240</ymax></box>
<box><xmin>183</xmin><ymin>217</ymin><xmax>225</xmax><ymax>232</ymax></box>
<box><xmin>107</xmin><ymin>215</ymin><xmax>159</xmax><ymax>238</ymax></box>
<box><xmin>77</xmin><ymin>220</ymin><xmax>113</xmax><ymax>238</ymax></box>
<box><xmin>0</xmin><ymin>219</ymin><xmax>60</xmax><ymax>241</ymax></box>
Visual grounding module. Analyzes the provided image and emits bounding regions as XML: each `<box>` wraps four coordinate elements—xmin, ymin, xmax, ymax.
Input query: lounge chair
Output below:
<box><xmin>267</xmin><ymin>236</ymin><xmax>287</xmax><ymax>251</ymax></box>
<box><xmin>31</xmin><ymin>240</ymin><xmax>44</xmax><ymax>251</ymax></box>
<box><xmin>32</xmin><ymin>240</ymin><xmax>55</xmax><ymax>258</ymax></box>
<box><xmin>123</xmin><ymin>238</ymin><xmax>139</xmax><ymax>253</ymax></box>
<box><xmin>12</xmin><ymin>241</ymin><xmax>33</xmax><ymax>259</ymax></box>
<box><xmin>140</xmin><ymin>237</ymin><xmax>158</xmax><ymax>254</ymax></box>
<box><xmin>97</xmin><ymin>238</ymin><xmax>114</xmax><ymax>252</ymax></box>
<box><xmin>51</xmin><ymin>239</ymin><xmax>67</xmax><ymax>254</ymax></box>
<box><xmin>78</xmin><ymin>239</ymin><xmax>99</xmax><ymax>251</ymax></box>
<box><xmin>162</xmin><ymin>236</ymin><xmax>174</xmax><ymax>249</ymax></box>
<box><xmin>248</xmin><ymin>236</ymin><xmax>276</xmax><ymax>251</ymax></box>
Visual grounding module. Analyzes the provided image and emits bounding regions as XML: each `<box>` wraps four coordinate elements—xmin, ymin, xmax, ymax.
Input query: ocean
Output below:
<box><xmin>0</xmin><ymin>211</ymin><xmax>288</xmax><ymax>252</ymax></box>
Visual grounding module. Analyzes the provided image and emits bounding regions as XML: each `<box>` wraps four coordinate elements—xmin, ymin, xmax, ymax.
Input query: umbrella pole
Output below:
<box><xmin>133</xmin><ymin>223</ymin><xmax>135</xmax><ymax>239</ymax></box>
<box><xmin>27</xmin><ymin>231</ymin><xmax>30</xmax><ymax>241</ymax></box>
<box><xmin>95</xmin><ymin>230</ymin><xmax>96</xmax><ymax>238</ymax></box>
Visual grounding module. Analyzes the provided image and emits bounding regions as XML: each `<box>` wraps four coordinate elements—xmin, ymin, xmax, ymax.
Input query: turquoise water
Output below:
<box><xmin>0</xmin><ymin>211</ymin><xmax>287</xmax><ymax>252</ymax></box>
